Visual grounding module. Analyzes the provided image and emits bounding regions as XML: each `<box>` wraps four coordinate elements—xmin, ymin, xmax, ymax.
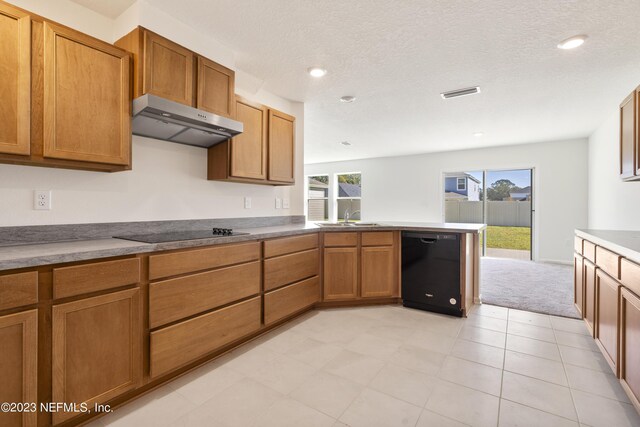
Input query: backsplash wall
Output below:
<box><xmin>0</xmin><ymin>0</ymin><xmax>305</xmax><ymax>227</ymax></box>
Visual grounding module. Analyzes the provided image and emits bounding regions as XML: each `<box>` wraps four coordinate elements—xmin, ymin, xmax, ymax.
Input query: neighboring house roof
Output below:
<box><xmin>338</xmin><ymin>182</ymin><xmax>361</xmax><ymax>197</ymax></box>
<box><xmin>509</xmin><ymin>186</ymin><xmax>531</xmax><ymax>196</ymax></box>
<box><xmin>444</xmin><ymin>172</ymin><xmax>481</xmax><ymax>184</ymax></box>
<box><xmin>308</xmin><ymin>178</ymin><xmax>329</xmax><ymax>188</ymax></box>
<box><xmin>444</xmin><ymin>191</ymin><xmax>468</xmax><ymax>200</ymax></box>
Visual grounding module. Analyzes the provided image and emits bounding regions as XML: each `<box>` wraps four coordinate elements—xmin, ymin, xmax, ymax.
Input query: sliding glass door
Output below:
<box><xmin>444</xmin><ymin>169</ymin><xmax>533</xmax><ymax>260</ymax></box>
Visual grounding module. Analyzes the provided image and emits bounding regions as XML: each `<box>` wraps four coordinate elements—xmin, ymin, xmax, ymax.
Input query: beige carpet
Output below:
<box><xmin>481</xmin><ymin>257</ymin><xmax>580</xmax><ymax>318</ymax></box>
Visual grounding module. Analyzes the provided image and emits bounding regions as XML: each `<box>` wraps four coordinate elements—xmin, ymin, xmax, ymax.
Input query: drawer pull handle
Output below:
<box><xmin>425</xmin><ymin>293</ymin><xmax>434</xmax><ymax>298</ymax></box>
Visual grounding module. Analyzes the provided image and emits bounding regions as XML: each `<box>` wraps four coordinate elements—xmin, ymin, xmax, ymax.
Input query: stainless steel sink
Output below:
<box><xmin>315</xmin><ymin>222</ymin><xmax>380</xmax><ymax>227</ymax></box>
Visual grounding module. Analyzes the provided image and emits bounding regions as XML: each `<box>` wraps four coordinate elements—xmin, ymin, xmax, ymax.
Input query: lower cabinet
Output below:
<box><xmin>620</xmin><ymin>287</ymin><xmax>640</xmax><ymax>409</ymax></box>
<box><xmin>574</xmin><ymin>253</ymin><xmax>584</xmax><ymax>317</ymax></box>
<box><xmin>0</xmin><ymin>310</ymin><xmax>37</xmax><ymax>427</ymax></box>
<box><xmin>52</xmin><ymin>288</ymin><xmax>142</xmax><ymax>424</ymax></box>
<box><xmin>323</xmin><ymin>231</ymin><xmax>399</xmax><ymax>301</ymax></box>
<box><xmin>150</xmin><ymin>297</ymin><xmax>261</xmax><ymax>378</ymax></box>
<box><xmin>264</xmin><ymin>277</ymin><xmax>320</xmax><ymax>325</ymax></box>
<box><xmin>323</xmin><ymin>247</ymin><xmax>358</xmax><ymax>300</ymax></box>
<box><xmin>594</xmin><ymin>270</ymin><xmax>620</xmax><ymax>374</ymax></box>
<box><xmin>584</xmin><ymin>260</ymin><xmax>596</xmax><ymax>336</ymax></box>
<box><xmin>361</xmin><ymin>246</ymin><xmax>397</xmax><ymax>298</ymax></box>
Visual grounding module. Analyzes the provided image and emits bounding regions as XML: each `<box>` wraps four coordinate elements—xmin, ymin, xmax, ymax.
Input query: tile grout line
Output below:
<box><xmin>553</xmin><ymin>320</ymin><xmax>581</xmax><ymax>424</ymax></box>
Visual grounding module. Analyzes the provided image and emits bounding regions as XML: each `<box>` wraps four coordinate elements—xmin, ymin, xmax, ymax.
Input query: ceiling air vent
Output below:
<box><xmin>440</xmin><ymin>86</ymin><xmax>481</xmax><ymax>99</ymax></box>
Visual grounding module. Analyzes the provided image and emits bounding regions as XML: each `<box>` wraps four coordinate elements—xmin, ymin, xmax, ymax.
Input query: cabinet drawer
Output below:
<box><xmin>324</xmin><ymin>232</ymin><xmax>357</xmax><ymax>247</ymax></box>
<box><xmin>574</xmin><ymin>237</ymin><xmax>583</xmax><ymax>254</ymax></box>
<box><xmin>150</xmin><ymin>261</ymin><xmax>261</xmax><ymax>328</ymax></box>
<box><xmin>264</xmin><ymin>277</ymin><xmax>319</xmax><ymax>325</ymax></box>
<box><xmin>150</xmin><ymin>297</ymin><xmax>261</xmax><ymax>378</ymax></box>
<box><xmin>53</xmin><ymin>258</ymin><xmax>140</xmax><ymax>299</ymax></box>
<box><xmin>264</xmin><ymin>249</ymin><xmax>319</xmax><ymax>291</ymax></box>
<box><xmin>264</xmin><ymin>233</ymin><xmax>318</xmax><ymax>258</ymax></box>
<box><xmin>583</xmin><ymin>240</ymin><xmax>596</xmax><ymax>263</ymax></box>
<box><xmin>149</xmin><ymin>242</ymin><xmax>260</xmax><ymax>280</ymax></box>
<box><xmin>621</xmin><ymin>259</ymin><xmax>640</xmax><ymax>297</ymax></box>
<box><xmin>595</xmin><ymin>246</ymin><xmax>621</xmax><ymax>279</ymax></box>
<box><xmin>0</xmin><ymin>271</ymin><xmax>38</xmax><ymax>311</ymax></box>
<box><xmin>362</xmin><ymin>231</ymin><xmax>394</xmax><ymax>246</ymax></box>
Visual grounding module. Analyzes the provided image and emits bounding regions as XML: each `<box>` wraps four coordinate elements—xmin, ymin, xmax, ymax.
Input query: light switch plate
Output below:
<box><xmin>283</xmin><ymin>198</ymin><xmax>290</xmax><ymax>209</ymax></box>
<box><xmin>244</xmin><ymin>197</ymin><xmax>252</xmax><ymax>209</ymax></box>
<box><xmin>275</xmin><ymin>197</ymin><xmax>282</xmax><ymax>209</ymax></box>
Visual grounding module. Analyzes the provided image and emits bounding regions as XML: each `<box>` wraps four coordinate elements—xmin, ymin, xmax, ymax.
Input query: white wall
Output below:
<box><xmin>0</xmin><ymin>0</ymin><xmax>304</xmax><ymax>226</ymax></box>
<box><xmin>588</xmin><ymin>110</ymin><xmax>640</xmax><ymax>229</ymax></box>
<box><xmin>306</xmin><ymin>139</ymin><xmax>589</xmax><ymax>263</ymax></box>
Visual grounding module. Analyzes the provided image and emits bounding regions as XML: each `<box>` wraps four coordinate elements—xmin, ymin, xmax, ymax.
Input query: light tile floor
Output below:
<box><xmin>88</xmin><ymin>304</ymin><xmax>640</xmax><ymax>427</ymax></box>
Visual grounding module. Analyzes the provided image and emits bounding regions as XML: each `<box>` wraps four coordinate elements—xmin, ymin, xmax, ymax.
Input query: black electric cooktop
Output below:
<box><xmin>115</xmin><ymin>228</ymin><xmax>249</xmax><ymax>243</ymax></box>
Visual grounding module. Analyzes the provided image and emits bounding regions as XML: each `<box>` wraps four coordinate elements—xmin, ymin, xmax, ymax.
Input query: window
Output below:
<box><xmin>336</xmin><ymin>172</ymin><xmax>361</xmax><ymax>221</ymax></box>
<box><xmin>457</xmin><ymin>178</ymin><xmax>466</xmax><ymax>191</ymax></box>
<box><xmin>306</xmin><ymin>175</ymin><xmax>329</xmax><ymax>221</ymax></box>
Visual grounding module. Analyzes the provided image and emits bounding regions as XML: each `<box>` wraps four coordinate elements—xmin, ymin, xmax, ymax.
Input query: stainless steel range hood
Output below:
<box><xmin>131</xmin><ymin>94</ymin><xmax>243</xmax><ymax>148</ymax></box>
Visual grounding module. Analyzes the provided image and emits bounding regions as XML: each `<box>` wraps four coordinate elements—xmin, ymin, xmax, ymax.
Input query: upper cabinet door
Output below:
<box><xmin>620</xmin><ymin>90</ymin><xmax>637</xmax><ymax>180</ymax></box>
<box><xmin>268</xmin><ymin>109</ymin><xmax>295</xmax><ymax>183</ymax></box>
<box><xmin>43</xmin><ymin>22</ymin><xmax>131</xmax><ymax>166</ymax></box>
<box><xmin>230</xmin><ymin>97</ymin><xmax>267</xmax><ymax>180</ymax></box>
<box><xmin>143</xmin><ymin>30</ymin><xmax>193</xmax><ymax>106</ymax></box>
<box><xmin>0</xmin><ymin>3</ymin><xmax>30</xmax><ymax>156</ymax></box>
<box><xmin>197</xmin><ymin>56</ymin><xmax>235</xmax><ymax>118</ymax></box>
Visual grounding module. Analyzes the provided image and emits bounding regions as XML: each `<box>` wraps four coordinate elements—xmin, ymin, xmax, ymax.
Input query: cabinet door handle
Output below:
<box><xmin>425</xmin><ymin>293</ymin><xmax>434</xmax><ymax>298</ymax></box>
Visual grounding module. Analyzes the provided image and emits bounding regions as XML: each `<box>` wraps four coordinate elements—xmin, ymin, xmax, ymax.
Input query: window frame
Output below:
<box><xmin>335</xmin><ymin>172</ymin><xmax>362</xmax><ymax>221</ymax></box>
<box><xmin>305</xmin><ymin>174</ymin><xmax>330</xmax><ymax>222</ymax></box>
<box><xmin>457</xmin><ymin>177</ymin><xmax>466</xmax><ymax>191</ymax></box>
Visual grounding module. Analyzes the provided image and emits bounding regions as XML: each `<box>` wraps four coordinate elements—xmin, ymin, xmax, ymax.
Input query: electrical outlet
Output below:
<box><xmin>34</xmin><ymin>190</ymin><xmax>52</xmax><ymax>210</ymax></box>
<box><xmin>283</xmin><ymin>198</ymin><xmax>290</xmax><ymax>209</ymax></box>
<box><xmin>244</xmin><ymin>197</ymin><xmax>252</xmax><ymax>209</ymax></box>
<box><xmin>275</xmin><ymin>197</ymin><xmax>282</xmax><ymax>209</ymax></box>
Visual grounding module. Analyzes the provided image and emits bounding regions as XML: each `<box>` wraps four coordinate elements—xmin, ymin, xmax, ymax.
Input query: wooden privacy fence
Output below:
<box><xmin>445</xmin><ymin>201</ymin><xmax>531</xmax><ymax>227</ymax></box>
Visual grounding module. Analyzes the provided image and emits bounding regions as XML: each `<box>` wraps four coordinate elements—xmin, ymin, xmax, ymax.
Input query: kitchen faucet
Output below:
<box><xmin>344</xmin><ymin>208</ymin><xmax>361</xmax><ymax>224</ymax></box>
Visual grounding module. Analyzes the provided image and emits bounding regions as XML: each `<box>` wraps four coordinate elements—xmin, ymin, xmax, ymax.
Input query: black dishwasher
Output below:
<box><xmin>401</xmin><ymin>232</ymin><xmax>462</xmax><ymax>317</ymax></box>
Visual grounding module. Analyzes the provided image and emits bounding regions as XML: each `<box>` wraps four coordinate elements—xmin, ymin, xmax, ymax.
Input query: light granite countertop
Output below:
<box><xmin>0</xmin><ymin>221</ymin><xmax>485</xmax><ymax>271</ymax></box>
<box><xmin>575</xmin><ymin>229</ymin><xmax>640</xmax><ymax>264</ymax></box>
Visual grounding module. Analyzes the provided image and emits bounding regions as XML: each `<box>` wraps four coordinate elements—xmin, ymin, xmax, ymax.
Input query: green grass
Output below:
<box><xmin>485</xmin><ymin>226</ymin><xmax>531</xmax><ymax>250</ymax></box>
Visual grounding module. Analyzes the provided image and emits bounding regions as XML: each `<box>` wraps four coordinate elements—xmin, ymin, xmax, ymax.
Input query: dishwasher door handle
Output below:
<box><xmin>420</xmin><ymin>238</ymin><xmax>437</xmax><ymax>244</ymax></box>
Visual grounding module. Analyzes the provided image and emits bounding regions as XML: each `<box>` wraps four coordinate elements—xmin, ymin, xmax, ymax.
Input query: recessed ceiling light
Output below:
<box><xmin>339</xmin><ymin>141</ymin><xmax>351</xmax><ymax>146</ymax></box>
<box><xmin>308</xmin><ymin>67</ymin><xmax>327</xmax><ymax>77</ymax></box>
<box><xmin>441</xmin><ymin>87</ymin><xmax>481</xmax><ymax>99</ymax></box>
<box><xmin>557</xmin><ymin>35</ymin><xmax>587</xmax><ymax>50</ymax></box>
<box><xmin>473</xmin><ymin>132</ymin><xmax>484</xmax><ymax>137</ymax></box>
<box><xmin>340</xmin><ymin>96</ymin><xmax>356</xmax><ymax>103</ymax></box>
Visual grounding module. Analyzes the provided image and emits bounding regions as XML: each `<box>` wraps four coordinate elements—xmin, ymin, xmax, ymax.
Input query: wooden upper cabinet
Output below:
<box><xmin>208</xmin><ymin>101</ymin><xmax>296</xmax><ymax>185</ymax></box>
<box><xmin>142</xmin><ymin>30</ymin><xmax>193</xmax><ymax>105</ymax></box>
<box><xmin>197</xmin><ymin>56</ymin><xmax>235</xmax><ymax>118</ymax></box>
<box><xmin>52</xmin><ymin>288</ymin><xmax>142</xmax><ymax>424</ymax></box>
<box><xmin>230</xmin><ymin>97</ymin><xmax>267</xmax><ymax>179</ymax></box>
<box><xmin>0</xmin><ymin>310</ymin><xmax>37</xmax><ymax>427</ymax></box>
<box><xmin>0</xmin><ymin>3</ymin><xmax>30</xmax><ymax>156</ymax></box>
<box><xmin>268</xmin><ymin>108</ymin><xmax>295</xmax><ymax>183</ymax></box>
<box><xmin>43</xmin><ymin>22</ymin><xmax>131</xmax><ymax>166</ymax></box>
<box><xmin>620</xmin><ymin>89</ymin><xmax>638</xmax><ymax>180</ymax></box>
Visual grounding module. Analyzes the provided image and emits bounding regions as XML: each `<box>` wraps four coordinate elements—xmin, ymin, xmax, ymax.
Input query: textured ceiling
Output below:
<box><xmin>76</xmin><ymin>0</ymin><xmax>640</xmax><ymax>163</ymax></box>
